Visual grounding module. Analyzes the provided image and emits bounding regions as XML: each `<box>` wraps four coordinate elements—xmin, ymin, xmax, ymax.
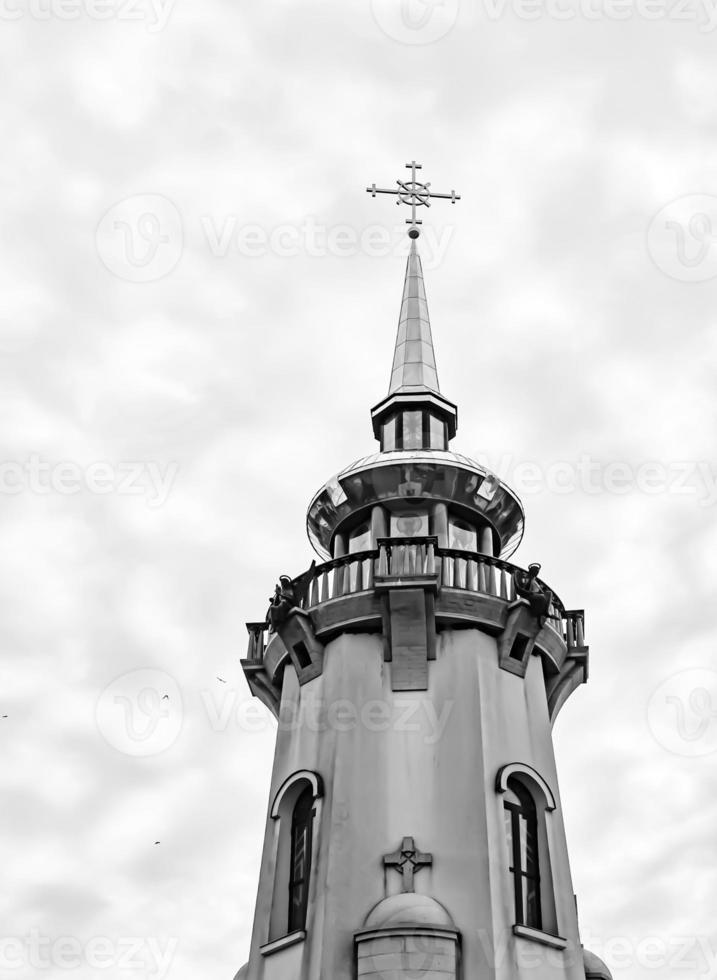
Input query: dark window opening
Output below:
<box><xmin>293</xmin><ymin>641</ymin><xmax>312</xmax><ymax>671</ymax></box>
<box><xmin>509</xmin><ymin>634</ymin><xmax>530</xmax><ymax>663</ymax></box>
<box><xmin>288</xmin><ymin>787</ymin><xmax>314</xmax><ymax>933</ymax></box>
<box><xmin>504</xmin><ymin>780</ymin><xmax>541</xmax><ymax>929</ymax></box>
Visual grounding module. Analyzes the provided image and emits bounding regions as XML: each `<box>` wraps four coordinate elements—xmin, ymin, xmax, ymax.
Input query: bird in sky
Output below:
<box><xmin>161</xmin><ymin>695</ymin><xmax>169</xmax><ymax>700</ymax></box>
<box><xmin>217</xmin><ymin>676</ymin><xmax>226</xmax><ymax>683</ymax></box>
<box><xmin>154</xmin><ymin>841</ymin><xmax>161</xmax><ymax>845</ymax></box>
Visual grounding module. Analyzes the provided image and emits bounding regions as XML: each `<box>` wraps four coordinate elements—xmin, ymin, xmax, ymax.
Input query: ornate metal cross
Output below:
<box><xmin>367</xmin><ymin>161</ymin><xmax>460</xmax><ymax>238</ymax></box>
<box><xmin>384</xmin><ymin>836</ymin><xmax>433</xmax><ymax>892</ymax></box>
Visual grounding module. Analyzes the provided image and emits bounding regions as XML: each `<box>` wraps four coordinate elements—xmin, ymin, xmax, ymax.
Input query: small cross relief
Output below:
<box><xmin>384</xmin><ymin>836</ymin><xmax>433</xmax><ymax>893</ymax></box>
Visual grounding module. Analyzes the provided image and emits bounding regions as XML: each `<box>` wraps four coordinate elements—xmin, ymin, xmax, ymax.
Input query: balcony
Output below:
<box><xmin>243</xmin><ymin>538</ymin><xmax>588</xmax><ymax>721</ymax></box>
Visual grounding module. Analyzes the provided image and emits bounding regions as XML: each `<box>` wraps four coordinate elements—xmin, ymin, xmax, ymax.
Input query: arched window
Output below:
<box><xmin>496</xmin><ymin>763</ymin><xmax>559</xmax><ymax>938</ymax></box>
<box><xmin>288</xmin><ymin>787</ymin><xmax>314</xmax><ymax>933</ymax></box>
<box><xmin>265</xmin><ymin>771</ymin><xmax>322</xmax><ymax>946</ymax></box>
<box><xmin>503</xmin><ymin>778</ymin><xmax>541</xmax><ymax>929</ymax></box>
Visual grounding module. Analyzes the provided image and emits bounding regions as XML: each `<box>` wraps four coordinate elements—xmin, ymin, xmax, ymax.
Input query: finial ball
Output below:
<box><xmin>408</xmin><ymin>227</ymin><xmax>420</xmax><ymax>239</ymax></box>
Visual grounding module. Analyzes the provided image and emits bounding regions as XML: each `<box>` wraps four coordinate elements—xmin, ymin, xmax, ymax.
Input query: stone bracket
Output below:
<box><xmin>497</xmin><ymin>599</ymin><xmax>542</xmax><ymax>677</ymax></box>
<box><xmin>277</xmin><ymin>609</ymin><xmax>325</xmax><ymax>686</ymax></box>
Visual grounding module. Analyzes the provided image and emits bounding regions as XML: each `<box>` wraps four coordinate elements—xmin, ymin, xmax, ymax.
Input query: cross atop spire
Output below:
<box><xmin>367</xmin><ymin>160</ymin><xmax>460</xmax><ymax>238</ymax></box>
<box><xmin>368</xmin><ymin>161</ymin><xmax>459</xmax><ymax>448</ymax></box>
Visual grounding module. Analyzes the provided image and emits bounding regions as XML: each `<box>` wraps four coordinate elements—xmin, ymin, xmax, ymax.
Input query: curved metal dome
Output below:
<box><xmin>306</xmin><ymin>448</ymin><xmax>524</xmax><ymax>561</ymax></box>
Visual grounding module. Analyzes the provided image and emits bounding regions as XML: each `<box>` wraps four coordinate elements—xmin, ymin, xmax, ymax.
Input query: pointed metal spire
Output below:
<box><xmin>388</xmin><ymin>241</ymin><xmax>440</xmax><ymax>395</ymax></box>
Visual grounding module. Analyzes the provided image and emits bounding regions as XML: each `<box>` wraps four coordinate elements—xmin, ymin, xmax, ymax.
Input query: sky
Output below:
<box><xmin>1</xmin><ymin>1</ymin><xmax>717</xmax><ymax>978</ymax></box>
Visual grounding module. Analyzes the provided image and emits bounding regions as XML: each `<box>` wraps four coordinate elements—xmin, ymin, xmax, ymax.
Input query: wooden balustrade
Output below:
<box><xmin>247</xmin><ymin>540</ymin><xmax>583</xmax><ymax>663</ymax></box>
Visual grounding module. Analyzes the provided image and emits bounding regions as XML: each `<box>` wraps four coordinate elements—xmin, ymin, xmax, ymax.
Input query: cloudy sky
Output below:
<box><xmin>2</xmin><ymin>1</ymin><xmax>717</xmax><ymax>978</ymax></box>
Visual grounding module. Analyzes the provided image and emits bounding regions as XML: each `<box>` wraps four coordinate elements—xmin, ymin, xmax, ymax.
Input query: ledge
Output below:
<box><xmin>513</xmin><ymin>925</ymin><xmax>568</xmax><ymax>949</ymax></box>
<box><xmin>259</xmin><ymin>931</ymin><xmax>306</xmax><ymax>956</ymax></box>
<box><xmin>355</xmin><ymin>926</ymin><xmax>460</xmax><ymax>943</ymax></box>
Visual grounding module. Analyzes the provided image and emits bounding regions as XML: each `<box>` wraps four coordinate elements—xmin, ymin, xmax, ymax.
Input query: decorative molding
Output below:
<box><xmin>513</xmin><ymin>925</ymin><xmax>567</xmax><ymax>949</ymax></box>
<box><xmin>495</xmin><ymin>763</ymin><xmax>557</xmax><ymax>811</ymax></box>
<box><xmin>270</xmin><ymin>770</ymin><xmax>324</xmax><ymax>819</ymax></box>
<box><xmin>383</xmin><ymin>836</ymin><xmax>433</xmax><ymax>892</ymax></box>
<box><xmin>259</xmin><ymin>931</ymin><xmax>306</xmax><ymax>956</ymax></box>
<box><xmin>355</xmin><ymin>926</ymin><xmax>460</xmax><ymax>943</ymax></box>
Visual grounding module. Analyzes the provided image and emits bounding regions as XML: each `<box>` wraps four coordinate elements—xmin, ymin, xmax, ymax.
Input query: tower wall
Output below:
<box><xmin>243</xmin><ymin>628</ymin><xmax>585</xmax><ymax>980</ymax></box>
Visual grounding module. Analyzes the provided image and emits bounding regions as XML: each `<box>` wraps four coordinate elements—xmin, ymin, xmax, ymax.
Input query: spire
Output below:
<box><xmin>389</xmin><ymin>241</ymin><xmax>440</xmax><ymax>395</ymax></box>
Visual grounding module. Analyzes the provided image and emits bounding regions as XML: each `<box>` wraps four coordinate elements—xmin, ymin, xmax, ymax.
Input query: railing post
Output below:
<box><xmin>566</xmin><ymin>616</ymin><xmax>575</xmax><ymax>648</ymax></box>
<box><xmin>425</xmin><ymin>541</ymin><xmax>436</xmax><ymax>576</ymax></box>
<box><xmin>342</xmin><ymin>561</ymin><xmax>352</xmax><ymax>596</ymax></box>
<box><xmin>576</xmin><ymin>613</ymin><xmax>585</xmax><ymax>647</ymax></box>
<box><xmin>378</xmin><ymin>542</ymin><xmax>389</xmax><ymax>576</ymax></box>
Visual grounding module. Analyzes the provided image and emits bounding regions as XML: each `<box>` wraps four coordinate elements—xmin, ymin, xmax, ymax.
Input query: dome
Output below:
<box><xmin>306</xmin><ymin>449</ymin><xmax>525</xmax><ymax>560</ymax></box>
<box><xmin>233</xmin><ymin>965</ymin><xmax>248</xmax><ymax>980</ymax></box>
<box><xmin>583</xmin><ymin>948</ymin><xmax>613</xmax><ymax>980</ymax></box>
<box><xmin>364</xmin><ymin>892</ymin><xmax>455</xmax><ymax>930</ymax></box>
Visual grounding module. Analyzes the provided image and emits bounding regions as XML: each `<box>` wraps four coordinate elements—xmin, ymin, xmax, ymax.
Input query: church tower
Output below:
<box><xmin>236</xmin><ymin>164</ymin><xmax>611</xmax><ymax>980</ymax></box>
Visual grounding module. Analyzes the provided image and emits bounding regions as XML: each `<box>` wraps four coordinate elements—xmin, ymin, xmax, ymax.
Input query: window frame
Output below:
<box><xmin>266</xmin><ymin>771</ymin><xmax>323</xmax><ymax>946</ymax></box>
<box><xmin>496</xmin><ymin>763</ymin><xmax>560</xmax><ymax>939</ymax></box>
<box><xmin>504</xmin><ymin>782</ymin><xmax>542</xmax><ymax>929</ymax></box>
<box><xmin>288</xmin><ymin>787</ymin><xmax>314</xmax><ymax>933</ymax></box>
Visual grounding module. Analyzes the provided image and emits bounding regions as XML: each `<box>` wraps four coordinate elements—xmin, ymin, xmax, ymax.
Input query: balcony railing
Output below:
<box><xmin>245</xmin><ymin>538</ymin><xmax>586</xmax><ymax>662</ymax></box>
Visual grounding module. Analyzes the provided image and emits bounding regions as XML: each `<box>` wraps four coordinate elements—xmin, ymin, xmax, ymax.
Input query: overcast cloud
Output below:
<box><xmin>1</xmin><ymin>1</ymin><xmax>717</xmax><ymax>978</ymax></box>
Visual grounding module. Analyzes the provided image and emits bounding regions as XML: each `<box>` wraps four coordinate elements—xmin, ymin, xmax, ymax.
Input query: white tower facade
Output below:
<box><xmin>236</xmin><ymin>230</ymin><xmax>611</xmax><ymax>980</ymax></box>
